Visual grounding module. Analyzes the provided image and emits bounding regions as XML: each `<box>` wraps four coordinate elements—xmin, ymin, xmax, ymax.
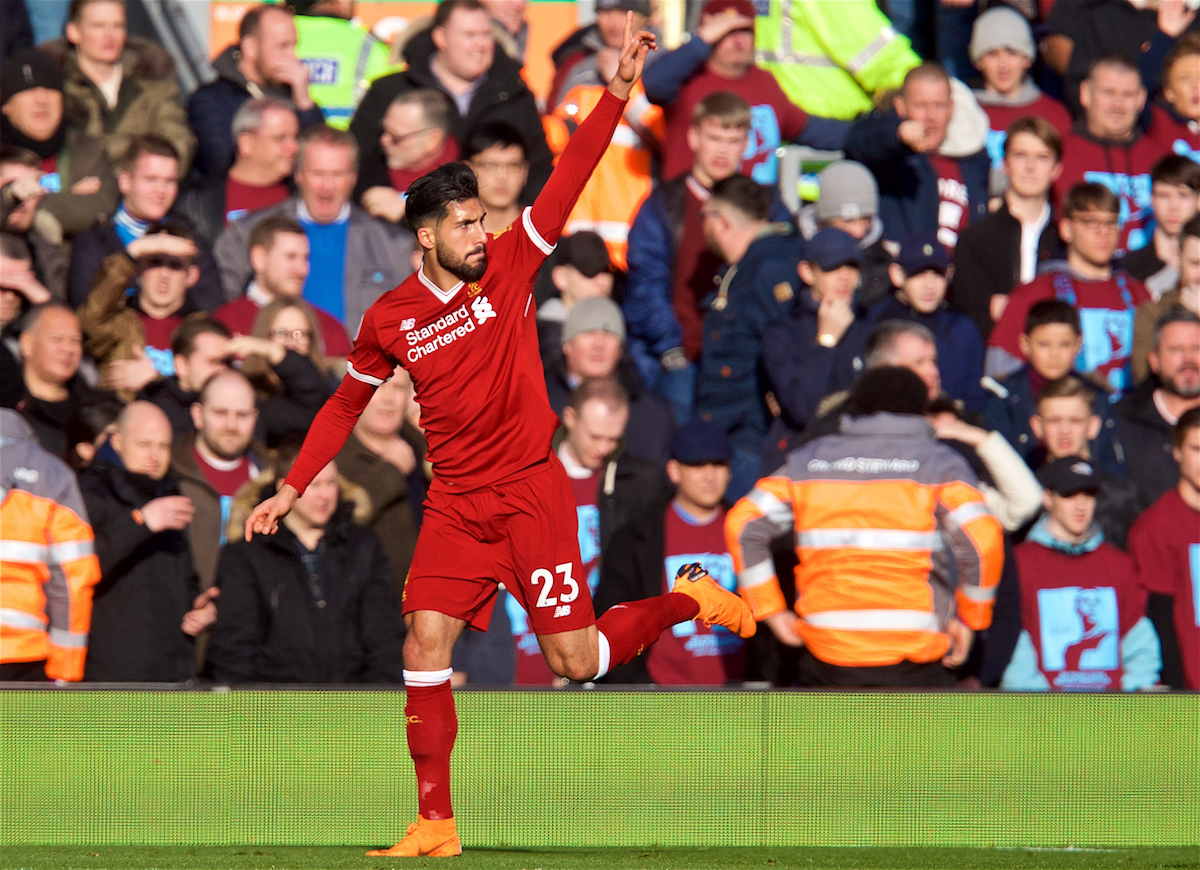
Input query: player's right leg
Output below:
<box><xmin>367</xmin><ymin>610</ymin><xmax>467</xmax><ymax>859</ymax></box>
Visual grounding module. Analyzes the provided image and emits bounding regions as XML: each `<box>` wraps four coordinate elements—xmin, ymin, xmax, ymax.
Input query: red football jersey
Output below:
<box><xmin>283</xmin><ymin>90</ymin><xmax>626</xmax><ymax>494</ymax></box>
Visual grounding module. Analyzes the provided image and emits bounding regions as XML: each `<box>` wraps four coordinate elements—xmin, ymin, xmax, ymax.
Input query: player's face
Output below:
<box><xmin>1032</xmin><ymin>396</ymin><xmax>1097</xmax><ymax>460</ymax></box>
<box><xmin>1003</xmin><ymin>132</ymin><xmax>1060</xmax><ymax>200</ymax></box>
<box><xmin>1150</xmin><ymin>322</ymin><xmax>1200</xmax><ymax>398</ymax></box>
<box><xmin>670</xmin><ymin>460</ymin><xmax>731</xmax><ymax>512</ymax></box>
<box><xmin>1020</xmin><ymin>323</ymin><xmax>1082</xmax><ymax>380</ymax></box>
<box><xmin>1048</xmin><ymin>490</ymin><xmax>1096</xmax><ymax>539</ymax></box>
<box><xmin>432</xmin><ymin>199</ymin><xmax>488</xmax><ymax>282</ymax></box>
<box><xmin>292</xmin><ymin>461</ymin><xmax>340</xmax><ymax>529</ymax></box>
<box><xmin>1174</xmin><ymin>426</ymin><xmax>1200</xmax><ymax>494</ymax></box>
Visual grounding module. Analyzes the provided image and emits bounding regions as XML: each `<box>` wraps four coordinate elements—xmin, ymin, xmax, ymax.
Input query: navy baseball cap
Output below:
<box><xmin>805</xmin><ymin>227</ymin><xmax>863</xmax><ymax>271</ymax></box>
<box><xmin>1038</xmin><ymin>457</ymin><xmax>1100</xmax><ymax>496</ymax></box>
<box><xmin>671</xmin><ymin>421</ymin><xmax>733</xmax><ymax>465</ymax></box>
<box><xmin>897</xmin><ymin>234</ymin><xmax>951</xmax><ymax>275</ymax></box>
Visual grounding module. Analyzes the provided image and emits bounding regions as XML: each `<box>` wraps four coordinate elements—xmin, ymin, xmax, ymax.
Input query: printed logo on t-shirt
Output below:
<box><xmin>664</xmin><ymin>552</ymin><xmax>739</xmax><ymax>652</ymax></box>
<box><xmin>1173</xmin><ymin>138</ymin><xmax>1200</xmax><ymax>165</ymax></box>
<box><xmin>38</xmin><ymin>172</ymin><xmax>61</xmax><ymax>193</ymax></box>
<box><xmin>1083</xmin><ymin>170</ymin><xmax>1151</xmax><ymax>235</ymax></box>
<box><xmin>403</xmin><ymin>298</ymin><xmax>495</xmax><ymax>363</ymax></box>
<box><xmin>577</xmin><ymin>504</ymin><xmax>601</xmax><ymax>593</ymax></box>
<box><xmin>219</xmin><ymin>494</ymin><xmax>233</xmax><ymax>547</ymax></box>
<box><xmin>744</xmin><ymin>104</ymin><xmax>783</xmax><ymax>185</ymax></box>
<box><xmin>145</xmin><ymin>345</ymin><xmax>175</xmax><ymax>377</ymax></box>
<box><xmin>1190</xmin><ymin>544</ymin><xmax>1200</xmax><ymax>628</ymax></box>
<box><xmin>1037</xmin><ymin>586</ymin><xmax>1119</xmax><ymax>689</ymax></box>
<box><xmin>225</xmin><ymin>208</ymin><xmax>248</xmax><ymax>224</ymax></box>
<box><xmin>985</xmin><ymin>128</ymin><xmax>1007</xmax><ymax>171</ymax></box>
<box><xmin>1077</xmin><ymin>308</ymin><xmax>1133</xmax><ymax>390</ymax></box>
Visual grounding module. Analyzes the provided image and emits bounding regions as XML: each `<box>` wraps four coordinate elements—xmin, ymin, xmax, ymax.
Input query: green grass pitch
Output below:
<box><xmin>2</xmin><ymin>847</ymin><xmax>1197</xmax><ymax>870</ymax></box>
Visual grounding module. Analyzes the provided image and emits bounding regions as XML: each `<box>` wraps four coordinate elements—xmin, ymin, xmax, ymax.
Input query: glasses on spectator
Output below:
<box><xmin>382</xmin><ymin>126</ymin><xmax>434</xmax><ymax>146</ymax></box>
<box><xmin>269</xmin><ymin>328</ymin><xmax>313</xmax><ymax>342</ymax></box>
<box><xmin>1070</xmin><ymin>214</ymin><xmax>1120</xmax><ymax>232</ymax></box>
<box><xmin>139</xmin><ymin>254</ymin><xmax>190</xmax><ymax>271</ymax></box>
<box><xmin>471</xmin><ymin>160</ymin><xmax>527</xmax><ymax>175</ymax></box>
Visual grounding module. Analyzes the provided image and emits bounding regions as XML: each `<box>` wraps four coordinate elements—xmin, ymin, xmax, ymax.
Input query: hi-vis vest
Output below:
<box><xmin>0</xmin><ymin>411</ymin><xmax>100</xmax><ymax>681</ymax></box>
<box><xmin>754</xmin><ymin>0</ymin><xmax>920</xmax><ymax>120</ymax></box>
<box><xmin>295</xmin><ymin>16</ymin><xmax>398</xmax><ymax>130</ymax></box>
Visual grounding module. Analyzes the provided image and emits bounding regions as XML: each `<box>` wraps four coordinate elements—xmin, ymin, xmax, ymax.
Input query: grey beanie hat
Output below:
<box><xmin>562</xmin><ymin>297</ymin><xmax>626</xmax><ymax>345</ymax></box>
<box><xmin>815</xmin><ymin>161</ymin><xmax>878</xmax><ymax>223</ymax></box>
<box><xmin>969</xmin><ymin>6</ymin><xmax>1035</xmax><ymax>64</ymax></box>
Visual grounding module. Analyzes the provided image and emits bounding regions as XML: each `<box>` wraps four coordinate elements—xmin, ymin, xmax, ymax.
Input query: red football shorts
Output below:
<box><xmin>403</xmin><ymin>455</ymin><xmax>596</xmax><ymax>635</ymax></box>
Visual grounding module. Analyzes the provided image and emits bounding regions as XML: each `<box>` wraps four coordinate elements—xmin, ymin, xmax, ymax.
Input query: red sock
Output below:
<box><xmin>403</xmin><ymin>670</ymin><xmax>457</xmax><ymax>820</ymax></box>
<box><xmin>595</xmin><ymin>592</ymin><xmax>700</xmax><ymax>673</ymax></box>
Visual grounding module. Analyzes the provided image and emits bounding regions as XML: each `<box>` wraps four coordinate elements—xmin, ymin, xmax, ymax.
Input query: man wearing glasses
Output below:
<box><xmin>987</xmin><ymin>182</ymin><xmax>1151</xmax><ymax>395</ymax></box>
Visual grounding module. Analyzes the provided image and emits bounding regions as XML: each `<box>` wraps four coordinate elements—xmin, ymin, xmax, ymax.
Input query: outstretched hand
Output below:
<box><xmin>244</xmin><ymin>484</ymin><xmax>298</xmax><ymax>541</ymax></box>
<box><xmin>607</xmin><ymin>11</ymin><xmax>656</xmax><ymax>100</ymax></box>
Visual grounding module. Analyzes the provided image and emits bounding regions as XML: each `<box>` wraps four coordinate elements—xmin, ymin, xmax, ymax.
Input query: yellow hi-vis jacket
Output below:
<box><xmin>754</xmin><ymin>0</ymin><xmax>920</xmax><ymax>120</ymax></box>
<box><xmin>0</xmin><ymin>410</ymin><xmax>99</xmax><ymax>680</ymax></box>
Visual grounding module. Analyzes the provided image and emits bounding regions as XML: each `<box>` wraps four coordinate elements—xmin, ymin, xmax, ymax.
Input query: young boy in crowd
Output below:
<box><xmin>1128</xmin><ymin>408</ymin><xmax>1200</xmax><ymax>689</ymax></box>
<box><xmin>1119</xmin><ymin>154</ymin><xmax>1200</xmax><ymax>296</ymax></box>
<box><xmin>1133</xmin><ymin>215</ymin><xmax>1200</xmax><ymax>382</ymax></box>
<box><xmin>1000</xmin><ymin>456</ymin><xmax>1160</xmax><ymax>692</ymax></box>
<box><xmin>873</xmin><ymin>233</ymin><xmax>985</xmax><ymax>411</ymax></box>
<box><xmin>1151</xmin><ymin>33</ymin><xmax>1200</xmax><ymax>162</ymax></box>
<box><xmin>985</xmin><ymin>300</ymin><xmax>1124</xmax><ymax>474</ymax></box>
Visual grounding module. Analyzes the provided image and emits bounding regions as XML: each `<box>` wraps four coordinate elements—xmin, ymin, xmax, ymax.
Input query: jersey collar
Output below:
<box><xmin>417</xmin><ymin>263</ymin><xmax>463</xmax><ymax>305</ymax></box>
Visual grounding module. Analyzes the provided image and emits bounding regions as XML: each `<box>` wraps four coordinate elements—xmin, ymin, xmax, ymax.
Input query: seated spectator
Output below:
<box><xmin>844</xmin><ymin>62</ymin><xmax>989</xmax><ymax>248</ymax></box>
<box><xmin>642</xmin><ymin>0</ymin><xmax>848</xmax><ymax>187</ymax></box>
<box><xmin>728</xmin><ymin>366</ymin><xmax>1004</xmax><ymax>687</ymax></box>
<box><xmin>1028</xmin><ymin>377</ymin><xmax>1138</xmax><ymax>548</ymax></box>
<box><xmin>214</xmin><ymin>124</ymin><xmax>413</xmax><ymax>334</ymax></box>
<box><xmin>139</xmin><ymin>316</ymin><xmax>231</xmax><ymax>436</ymax></box>
<box><xmin>16</xmin><ymin>302</ymin><xmax>108</xmax><ymax>457</ymax></box>
<box><xmin>985</xmin><ymin>300</ymin><xmax>1124</xmax><ymax>476</ymax></box>
<box><xmin>509</xmin><ymin>377</ymin><xmax>667</xmax><ymax>685</ymax></box>
<box><xmin>213</xmin><ymin>216</ymin><xmax>352</xmax><ymax>367</ymax></box>
<box><xmin>876</xmin><ymin>234</ymin><xmax>985</xmax><ymax>412</ymax></box>
<box><xmin>0</xmin><ymin>47</ymin><xmax>118</xmax><ymax>239</ymax></box>
<box><xmin>1119</xmin><ymin>154</ymin><xmax>1200</xmax><ymax>295</ymax></box>
<box><xmin>360</xmin><ymin>89</ymin><xmax>457</xmax><ymax>226</ymax></box>
<box><xmin>0</xmin><ymin>232</ymin><xmax>50</xmax><ymax>330</ymax></box>
<box><xmin>1000</xmin><ymin>457</ymin><xmax>1160</xmax><ymax>692</ymax></box>
<box><xmin>45</xmin><ymin>0</ymin><xmax>195</xmax><ymax>173</ymax></box>
<box><xmin>694</xmin><ymin>174</ymin><xmax>802</xmax><ymax>499</ymax></box>
<box><xmin>0</xmin><ymin>146</ymin><xmax>67</xmax><ymax>298</ymax></box>
<box><xmin>179</xmin><ymin>96</ymin><xmax>298</xmax><ymax>244</ymax></box>
<box><xmin>462</xmin><ymin>121</ymin><xmax>527</xmax><ymax>235</ymax></box>
<box><xmin>80</xmin><ymin>401</ymin><xmax>218</xmax><ymax>682</ymax></box>
<box><xmin>536</xmin><ymin>230</ymin><xmax>614</xmax><ymax>354</ymax></box>
<box><xmin>169</xmin><ymin>368</ymin><xmax>268</xmax><ymax>589</ymax></box>
<box><xmin>78</xmin><ymin>220</ymin><xmax>203</xmax><ymax>393</ymax></box>
<box><xmin>968</xmin><ymin>6</ymin><xmax>1071</xmax><ymax>181</ymax></box>
<box><xmin>1116</xmin><ymin>306</ymin><xmax>1200</xmax><ymax>510</ymax></box>
<box><xmin>1133</xmin><ymin>214</ymin><xmax>1200</xmax><ymax>383</ymax></box>
<box><xmin>187</xmin><ymin>3</ymin><xmax>324</xmax><ymax>182</ymax></box>
<box><xmin>988</xmin><ymin>183</ymin><xmax>1151</xmax><ymax>393</ymax></box>
<box><xmin>336</xmin><ymin>364</ymin><xmax>424</xmax><ymax>599</ymax></box>
<box><xmin>1150</xmin><ymin>33</ymin><xmax>1200</xmax><ymax>162</ymax></box>
<box><xmin>1128</xmin><ymin>408</ymin><xmax>1200</xmax><ymax>689</ymax></box>
<box><xmin>762</xmin><ymin>227</ymin><xmax>873</xmax><ymax>457</ymax></box>
<box><xmin>952</xmin><ymin>117</ymin><xmax>1064</xmax><ymax>341</ymax></box>
<box><xmin>595</xmin><ymin>421</ymin><xmax>746</xmax><ymax>685</ymax></box>
<box><xmin>623</xmin><ymin>91</ymin><xmax>751</xmax><ymax>422</ymax></box>
<box><xmin>547</xmin><ymin>0</ymin><xmax>648</xmax><ymax>112</ymax></box>
<box><xmin>545</xmin><ymin>297</ymin><xmax>674</xmax><ymax>465</ymax></box>
<box><xmin>349</xmin><ymin>0</ymin><xmax>552</xmax><ymax>205</ymax></box>
<box><xmin>68</xmin><ymin>135</ymin><xmax>223</xmax><ymax>311</ymax></box>
<box><xmin>1056</xmin><ymin>54</ymin><xmax>1171</xmax><ymax>256</ymax></box>
<box><xmin>796</xmin><ymin>161</ymin><xmax>892</xmax><ymax>308</ymax></box>
<box><xmin>210</xmin><ymin>440</ymin><xmax>405</xmax><ymax>684</ymax></box>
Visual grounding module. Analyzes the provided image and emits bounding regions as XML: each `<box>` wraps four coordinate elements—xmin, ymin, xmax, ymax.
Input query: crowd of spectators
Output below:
<box><xmin>1</xmin><ymin>0</ymin><xmax>1198</xmax><ymax>691</ymax></box>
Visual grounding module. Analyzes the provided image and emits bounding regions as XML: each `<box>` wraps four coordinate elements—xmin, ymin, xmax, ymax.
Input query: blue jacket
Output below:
<box><xmin>844</xmin><ymin>110</ymin><xmax>990</xmax><ymax>243</ymax></box>
<box><xmin>982</xmin><ymin>364</ymin><xmax>1126</xmax><ymax>477</ymax></box>
<box><xmin>870</xmin><ymin>295</ymin><xmax>986</xmax><ymax>412</ymax></box>
<box><xmin>623</xmin><ymin>175</ymin><xmax>792</xmax><ymax>384</ymax></box>
<box><xmin>694</xmin><ymin>226</ymin><xmax>805</xmax><ymax>451</ymax></box>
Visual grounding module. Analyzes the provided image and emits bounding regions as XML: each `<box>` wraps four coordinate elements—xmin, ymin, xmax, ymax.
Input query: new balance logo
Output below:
<box><xmin>471</xmin><ymin>295</ymin><xmax>497</xmax><ymax>324</ymax></box>
<box><xmin>553</xmin><ymin>604</ymin><xmax>572</xmax><ymax>618</ymax></box>
<box><xmin>400</xmin><ymin>318</ymin><xmax>416</xmax><ymax>331</ymax></box>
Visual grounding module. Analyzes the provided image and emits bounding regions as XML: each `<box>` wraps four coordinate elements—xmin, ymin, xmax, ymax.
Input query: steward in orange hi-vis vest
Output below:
<box><xmin>726</xmin><ymin>411</ymin><xmax>1004</xmax><ymax>668</ymax></box>
<box><xmin>0</xmin><ymin>409</ymin><xmax>100</xmax><ymax>681</ymax></box>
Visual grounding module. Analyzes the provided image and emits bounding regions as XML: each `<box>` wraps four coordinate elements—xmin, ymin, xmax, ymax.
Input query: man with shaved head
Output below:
<box><xmin>79</xmin><ymin>402</ymin><xmax>219</xmax><ymax>682</ymax></box>
<box><xmin>170</xmin><ymin>370</ymin><xmax>269</xmax><ymax>588</ymax></box>
<box><xmin>17</xmin><ymin>303</ymin><xmax>109</xmax><ymax>457</ymax></box>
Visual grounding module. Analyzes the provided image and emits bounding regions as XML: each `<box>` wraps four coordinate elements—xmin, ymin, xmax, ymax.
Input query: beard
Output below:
<box><xmin>1163</xmin><ymin>367</ymin><xmax>1200</xmax><ymax>399</ymax></box>
<box><xmin>436</xmin><ymin>237</ymin><xmax>488</xmax><ymax>282</ymax></box>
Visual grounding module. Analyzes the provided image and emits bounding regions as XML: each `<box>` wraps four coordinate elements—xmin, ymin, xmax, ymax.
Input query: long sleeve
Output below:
<box><xmin>763</xmin><ymin>320</ymin><xmax>838</xmax><ymax>430</ymax></box>
<box><xmin>1120</xmin><ymin>617</ymin><xmax>1162</xmax><ymax>691</ymax></box>
<box><xmin>77</xmin><ymin>251</ymin><xmax>137</xmax><ymax>365</ymax></box>
<box><xmin>936</xmin><ymin>472</ymin><xmax>1005</xmax><ymax>631</ymax></box>
<box><xmin>641</xmin><ymin>37</ymin><xmax>710</xmax><ymax>106</ymax></box>
<box><xmin>42</xmin><ymin>473</ymin><xmax>100</xmax><ymax>682</ymax></box>
<box><xmin>1000</xmin><ymin>630</ymin><xmax>1050</xmax><ymax>690</ymax></box>
<box><xmin>257</xmin><ymin>350</ymin><xmax>332</xmax><ymax>445</ymax></box>
<box><xmin>282</xmin><ymin>373</ymin><xmax>378</xmax><ymax>494</ymax></box>
<box><xmin>623</xmin><ymin>194</ymin><xmax>681</xmax><ymax>354</ymax></box>
<box><xmin>725</xmin><ymin>476</ymin><xmax>795</xmax><ymax>620</ymax></box>
<box><xmin>973</xmin><ymin>430</ymin><xmax>1043</xmax><ymax>532</ymax></box>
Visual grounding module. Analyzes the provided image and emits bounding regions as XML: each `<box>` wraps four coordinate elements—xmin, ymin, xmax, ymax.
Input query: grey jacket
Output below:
<box><xmin>213</xmin><ymin>197</ymin><xmax>414</xmax><ymax>335</ymax></box>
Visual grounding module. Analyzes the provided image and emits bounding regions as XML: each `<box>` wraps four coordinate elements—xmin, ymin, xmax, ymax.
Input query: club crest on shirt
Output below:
<box><xmin>467</xmin><ymin>282</ymin><xmax>484</xmax><ymax>298</ymax></box>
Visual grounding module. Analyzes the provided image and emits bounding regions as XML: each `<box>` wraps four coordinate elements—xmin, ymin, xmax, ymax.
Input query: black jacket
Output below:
<box><xmin>951</xmin><ymin>200</ymin><xmax>1062</xmax><ymax>341</ymax></box>
<box><xmin>347</xmin><ymin>26</ymin><xmax>552</xmax><ymax>203</ymax></box>
<box><xmin>17</xmin><ymin>378</ymin><xmax>113</xmax><ymax>460</ymax></box>
<box><xmin>1114</xmin><ymin>378</ymin><xmax>1181</xmax><ymax>511</ymax></box>
<box><xmin>208</xmin><ymin>495</ymin><xmax>405</xmax><ymax>684</ymax></box>
<box><xmin>79</xmin><ymin>460</ymin><xmax>199</xmax><ymax>682</ymax></box>
<box><xmin>139</xmin><ymin>376</ymin><xmax>196</xmax><ymax>437</ymax></box>
<box><xmin>543</xmin><ymin>353</ymin><xmax>675</xmax><ymax>466</ymax></box>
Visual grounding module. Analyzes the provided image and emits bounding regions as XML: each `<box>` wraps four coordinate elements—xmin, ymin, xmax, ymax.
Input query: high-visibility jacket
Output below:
<box><xmin>726</xmin><ymin>412</ymin><xmax>1003</xmax><ymax>667</ymax></box>
<box><xmin>295</xmin><ymin>15</ymin><xmax>398</xmax><ymax>130</ymax></box>
<box><xmin>548</xmin><ymin>82</ymin><xmax>663</xmax><ymax>270</ymax></box>
<box><xmin>754</xmin><ymin>0</ymin><xmax>920</xmax><ymax>120</ymax></box>
<box><xmin>0</xmin><ymin>410</ymin><xmax>100</xmax><ymax>681</ymax></box>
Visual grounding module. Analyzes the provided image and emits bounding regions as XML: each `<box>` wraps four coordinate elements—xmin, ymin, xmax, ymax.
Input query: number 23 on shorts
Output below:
<box><xmin>531</xmin><ymin>562</ymin><xmax>579</xmax><ymax>608</ymax></box>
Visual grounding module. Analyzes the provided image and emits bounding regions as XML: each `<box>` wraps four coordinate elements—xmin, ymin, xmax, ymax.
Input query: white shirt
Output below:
<box><xmin>1018</xmin><ymin>202</ymin><xmax>1052</xmax><ymax>285</ymax></box>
